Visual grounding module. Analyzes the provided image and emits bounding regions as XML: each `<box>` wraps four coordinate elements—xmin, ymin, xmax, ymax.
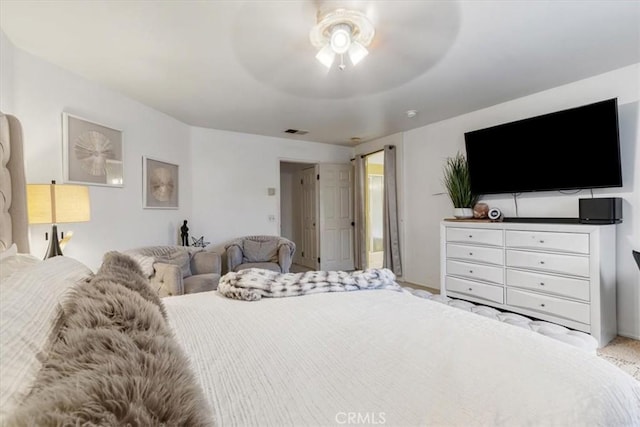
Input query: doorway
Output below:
<box><xmin>365</xmin><ymin>151</ymin><xmax>384</xmax><ymax>269</ymax></box>
<box><xmin>280</xmin><ymin>161</ymin><xmax>317</xmax><ymax>270</ymax></box>
<box><xmin>280</xmin><ymin>161</ymin><xmax>355</xmax><ymax>272</ymax></box>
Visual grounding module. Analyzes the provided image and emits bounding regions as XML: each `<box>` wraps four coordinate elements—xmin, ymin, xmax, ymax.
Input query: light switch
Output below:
<box><xmin>268</xmin><ymin>214</ymin><xmax>276</xmax><ymax>222</ymax></box>
<box><xmin>268</xmin><ymin>187</ymin><xmax>276</xmax><ymax>196</ymax></box>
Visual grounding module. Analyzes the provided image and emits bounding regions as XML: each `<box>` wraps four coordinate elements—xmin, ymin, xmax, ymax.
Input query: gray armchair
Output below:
<box><xmin>225</xmin><ymin>235</ymin><xmax>296</xmax><ymax>273</ymax></box>
<box><xmin>125</xmin><ymin>245</ymin><xmax>221</xmax><ymax>297</ymax></box>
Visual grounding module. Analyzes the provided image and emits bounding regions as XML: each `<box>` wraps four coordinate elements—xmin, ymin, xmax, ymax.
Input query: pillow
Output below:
<box><xmin>157</xmin><ymin>249</ymin><xmax>191</xmax><ymax>278</ymax></box>
<box><xmin>0</xmin><ymin>256</ymin><xmax>93</xmax><ymax>421</ymax></box>
<box><xmin>0</xmin><ymin>253</ymin><xmax>41</xmax><ymax>282</ymax></box>
<box><xmin>125</xmin><ymin>252</ymin><xmax>156</xmax><ymax>278</ymax></box>
<box><xmin>0</xmin><ymin>243</ymin><xmax>18</xmax><ymax>261</ymax></box>
<box><xmin>243</xmin><ymin>239</ymin><xmax>278</xmax><ymax>263</ymax></box>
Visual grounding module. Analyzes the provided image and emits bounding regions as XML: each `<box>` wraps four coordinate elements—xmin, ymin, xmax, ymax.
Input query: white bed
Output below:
<box><xmin>2</xmin><ymin>112</ymin><xmax>640</xmax><ymax>426</ymax></box>
<box><xmin>164</xmin><ymin>289</ymin><xmax>640</xmax><ymax>426</ymax></box>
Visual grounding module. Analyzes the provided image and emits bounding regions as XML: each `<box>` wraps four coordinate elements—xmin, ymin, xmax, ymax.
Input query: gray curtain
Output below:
<box><xmin>353</xmin><ymin>155</ymin><xmax>367</xmax><ymax>270</ymax></box>
<box><xmin>383</xmin><ymin>145</ymin><xmax>402</xmax><ymax>275</ymax></box>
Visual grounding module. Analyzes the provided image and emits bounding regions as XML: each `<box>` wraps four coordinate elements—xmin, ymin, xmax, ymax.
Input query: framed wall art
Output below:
<box><xmin>62</xmin><ymin>112</ymin><xmax>124</xmax><ymax>187</ymax></box>
<box><xmin>143</xmin><ymin>156</ymin><xmax>179</xmax><ymax>209</ymax></box>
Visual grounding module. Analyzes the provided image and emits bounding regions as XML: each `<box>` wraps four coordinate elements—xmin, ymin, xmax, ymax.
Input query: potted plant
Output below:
<box><xmin>442</xmin><ymin>152</ymin><xmax>479</xmax><ymax>219</ymax></box>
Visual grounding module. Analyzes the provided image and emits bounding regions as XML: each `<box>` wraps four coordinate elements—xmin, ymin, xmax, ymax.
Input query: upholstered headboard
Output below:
<box><xmin>0</xmin><ymin>112</ymin><xmax>30</xmax><ymax>253</ymax></box>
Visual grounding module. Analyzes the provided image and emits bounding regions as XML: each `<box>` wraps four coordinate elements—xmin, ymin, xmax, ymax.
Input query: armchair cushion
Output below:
<box><xmin>124</xmin><ymin>245</ymin><xmax>221</xmax><ymax>297</ymax></box>
<box><xmin>243</xmin><ymin>239</ymin><xmax>278</xmax><ymax>263</ymax></box>
<box><xmin>234</xmin><ymin>262</ymin><xmax>281</xmax><ymax>273</ymax></box>
<box><xmin>225</xmin><ymin>235</ymin><xmax>296</xmax><ymax>273</ymax></box>
<box><xmin>152</xmin><ymin>262</ymin><xmax>183</xmax><ymax>297</ymax></box>
<box><xmin>191</xmin><ymin>251</ymin><xmax>221</xmax><ymax>276</ymax></box>
<box><xmin>156</xmin><ymin>249</ymin><xmax>191</xmax><ymax>278</ymax></box>
<box><xmin>125</xmin><ymin>253</ymin><xmax>155</xmax><ymax>278</ymax></box>
<box><xmin>184</xmin><ymin>273</ymin><xmax>220</xmax><ymax>294</ymax></box>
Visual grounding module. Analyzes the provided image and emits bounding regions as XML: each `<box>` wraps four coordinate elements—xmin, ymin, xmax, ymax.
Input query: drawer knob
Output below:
<box><xmin>539</xmin><ymin>282</ymin><xmax>545</xmax><ymax>286</ymax></box>
<box><xmin>469</xmin><ymin>252</ymin><xmax>473</xmax><ymax>256</ymax></box>
<box><xmin>468</xmin><ymin>288</ymin><xmax>473</xmax><ymax>291</ymax></box>
<box><xmin>539</xmin><ymin>240</ymin><xmax>545</xmax><ymax>243</ymax></box>
<box><xmin>540</xmin><ymin>303</ymin><xmax>546</xmax><ymax>307</ymax></box>
<box><xmin>468</xmin><ymin>235</ymin><xmax>473</xmax><ymax>238</ymax></box>
<box><xmin>469</xmin><ymin>270</ymin><xmax>474</xmax><ymax>274</ymax></box>
<box><xmin>539</xmin><ymin>261</ymin><xmax>545</xmax><ymax>265</ymax></box>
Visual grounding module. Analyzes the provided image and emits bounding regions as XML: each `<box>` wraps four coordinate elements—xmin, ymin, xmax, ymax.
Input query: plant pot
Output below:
<box><xmin>453</xmin><ymin>208</ymin><xmax>474</xmax><ymax>219</ymax></box>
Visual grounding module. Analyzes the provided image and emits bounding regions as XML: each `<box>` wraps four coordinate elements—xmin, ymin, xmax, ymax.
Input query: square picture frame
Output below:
<box><xmin>62</xmin><ymin>112</ymin><xmax>124</xmax><ymax>187</ymax></box>
<box><xmin>143</xmin><ymin>156</ymin><xmax>179</xmax><ymax>209</ymax></box>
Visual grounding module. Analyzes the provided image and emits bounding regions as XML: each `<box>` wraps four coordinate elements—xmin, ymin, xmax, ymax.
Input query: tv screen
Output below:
<box><xmin>464</xmin><ymin>98</ymin><xmax>622</xmax><ymax>195</ymax></box>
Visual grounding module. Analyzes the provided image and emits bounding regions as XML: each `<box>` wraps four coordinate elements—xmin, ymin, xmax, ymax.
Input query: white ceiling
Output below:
<box><xmin>1</xmin><ymin>0</ymin><xmax>638</xmax><ymax>145</ymax></box>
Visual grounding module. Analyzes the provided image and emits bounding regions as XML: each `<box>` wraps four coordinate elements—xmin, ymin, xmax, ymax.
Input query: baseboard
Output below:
<box><xmin>398</xmin><ymin>280</ymin><xmax>440</xmax><ymax>295</ymax></box>
<box><xmin>618</xmin><ymin>331</ymin><xmax>640</xmax><ymax>341</ymax></box>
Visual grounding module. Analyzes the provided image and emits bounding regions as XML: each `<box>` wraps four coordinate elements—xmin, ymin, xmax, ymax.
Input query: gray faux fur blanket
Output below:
<box><xmin>7</xmin><ymin>252</ymin><xmax>213</xmax><ymax>427</ymax></box>
<box><xmin>218</xmin><ymin>267</ymin><xmax>402</xmax><ymax>301</ymax></box>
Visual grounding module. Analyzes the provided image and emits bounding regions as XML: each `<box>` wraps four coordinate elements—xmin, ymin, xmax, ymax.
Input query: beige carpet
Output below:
<box><xmin>597</xmin><ymin>336</ymin><xmax>640</xmax><ymax>381</ymax></box>
<box><xmin>290</xmin><ymin>263</ymin><xmax>313</xmax><ymax>273</ymax></box>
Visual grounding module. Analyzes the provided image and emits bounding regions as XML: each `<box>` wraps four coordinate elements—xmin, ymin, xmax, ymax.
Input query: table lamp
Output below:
<box><xmin>27</xmin><ymin>180</ymin><xmax>90</xmax><ymax>259</ymax></box>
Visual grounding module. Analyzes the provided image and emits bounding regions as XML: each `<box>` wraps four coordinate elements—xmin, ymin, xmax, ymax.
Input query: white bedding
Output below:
<box><xmin>165</xmin><ymin>290</ymin><xmax>640</xmax><ymax>426</ymax></box>
<box><xmin>0</xmin><ymin>256</ymin><xmax>93</xmax><ymax>420</ymax></box>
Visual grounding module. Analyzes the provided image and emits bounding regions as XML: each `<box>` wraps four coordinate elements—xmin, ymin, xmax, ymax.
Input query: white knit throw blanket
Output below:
<box><xmin>218</xmin><ymin>268</ymin><xmax>402</xmax><ymax>301</ymax></box>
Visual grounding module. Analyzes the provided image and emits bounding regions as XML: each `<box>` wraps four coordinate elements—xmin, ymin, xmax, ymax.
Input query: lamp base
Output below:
<box><xmin>44</xmin><ymin>224</ymin><xmax>64</xmax><ymax>259</ymax></box>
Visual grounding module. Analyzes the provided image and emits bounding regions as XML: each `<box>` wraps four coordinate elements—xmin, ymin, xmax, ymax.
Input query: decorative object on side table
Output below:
<box><xmin>143</xmin><ymin>156</ymin><xmax>179</xmax><ymax>209</ymax></box>
<box><xmin>191</xmin><ymin>236</ymin><xmax>210</xmax><ymax>248</ymax></box>
<box><xmin>63</xmin><ymin>113</ymin><xmax>123</xmax><ymax>187</ymax></box>
<box><xmin>26</xmin><ymin>180</ymin><xmax>91</xmax><ymax>259</ymax></box>
<box><xmin>442</xmin><ymin>151</ymin><xmax>479</xmax><ymax>219</ymax></box>
<box><xmin>473</xmin><ymin>202</ymin><xmax>489</xmax><ymax>219</ymax></box>
<box><xmin>180</xmin><ymin>220</ymin><xmax>189</xmax><ymax>246</ymax></box>
<box><xmin>488</xmin><ymin>207</ymin><xmax>503</xmax><ymax>221</ymax></box>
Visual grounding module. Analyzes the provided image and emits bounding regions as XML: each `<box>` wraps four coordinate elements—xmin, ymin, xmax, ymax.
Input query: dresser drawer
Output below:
<box><xmin>505</xmin><ymin>230</ymin><xmax>589</xmax><ymax>254</ymax></box>
<box><xmin>506</xmin><ymin>269</ymin><xmax>590</xmax><ymax>301</ymax></box>
<box><xmin>447</xmin><ymin>227</ymin><xmax>503</xmax><ymax>247</ymax></box>
<box><xmin>506</xmin><ymin>250</ymin><xmax>589</xmax><ymax>278</ymax></box>
<box><xmin>447</xmin><ymin>260</ymin><xmax>504</xmax><ymax>284</ymax></box>
<box><xmin>446</xmin><ymin>244</ymin><xmax>504</xmax><ymax>266</ymax></box>
<box><xmin>446</xmin><ymin>276</ymin><xmax>504</xmax><ymax>304</ymax></box>
<box><xmin>506</xmin><ymin>288</ymin><xmax>590</xmax><ymax>324</ymax></box>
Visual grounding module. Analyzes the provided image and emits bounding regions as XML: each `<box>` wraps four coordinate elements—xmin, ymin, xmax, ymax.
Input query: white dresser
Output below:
<box><xmin>440</xmin><ymin>220</ymin><xmax>617</xmax><ymax>347</ymax></box>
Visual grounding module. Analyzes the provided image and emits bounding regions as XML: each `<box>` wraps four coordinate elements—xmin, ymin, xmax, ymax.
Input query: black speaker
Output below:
<box><xmin>579</xmin><ymin>197</ymin><xmax>622</xmax><ymax>224</ymax></box>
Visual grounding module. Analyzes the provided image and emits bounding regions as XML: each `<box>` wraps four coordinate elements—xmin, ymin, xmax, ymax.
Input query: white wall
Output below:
<box><xmin>0</xmin><ymin>31</ymin><xmax>15</xmax><ymax>112</ymax></box>
<box><xmin>4</xmin><ymin>37</ymin><xmax>192</xmax><ymax>270</ymax></box>
<box><xmin>190</xmin><ymin>127</ymin><xmax>352</xmax><ymax>257</ymax></box>
<box><xmin>402</xmin><ymin>64</ymin><xmax>640</xmax><ymax>338</ymax></box>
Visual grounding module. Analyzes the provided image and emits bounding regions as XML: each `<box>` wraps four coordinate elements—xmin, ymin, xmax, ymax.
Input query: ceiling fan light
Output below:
<box><xmin>348</xmin><ymin>41</ymin><xmax>369</xmax><ymax>66</ymax></box>
<box><xmin>316</xmin><ymin>44</ymin><xmax>335</xmax><ymax>68</ymax></box>
<box><xmin>330</xmin><ymin>25</ymin><xmax>351</xmax><ymax>54</ymax></box>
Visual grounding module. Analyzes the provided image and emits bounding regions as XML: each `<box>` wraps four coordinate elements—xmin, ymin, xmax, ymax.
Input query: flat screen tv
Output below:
<box><xmin>464</xmin><ymin>98</ymin><xmax>622</xmax><ymax>195</ymax></box>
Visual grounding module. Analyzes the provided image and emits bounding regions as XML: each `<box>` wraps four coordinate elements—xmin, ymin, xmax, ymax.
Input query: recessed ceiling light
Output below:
<box><xmin>406</xmin><ymin>110</ymin><xmax>418</xmax><ymax>118</ymax></box>
<box><xmin>350</xmin><ymin>137</ymin><xmax>362</xmax><ymax>143</ymax></box>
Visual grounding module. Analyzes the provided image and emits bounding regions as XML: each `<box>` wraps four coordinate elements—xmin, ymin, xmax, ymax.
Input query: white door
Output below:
<box><xmin>299</xmin><ymin>167</ymin><xmax>318</xmax><ymax>269</ymax></box>
<box><xmin>318</xmin><ymin>163</ymin><xmax>354</xmax><ymax>271</ymax></box>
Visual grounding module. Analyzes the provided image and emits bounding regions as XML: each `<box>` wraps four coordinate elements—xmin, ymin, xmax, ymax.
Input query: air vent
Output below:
<box><xmin>283</xmin><ymin>129</ymin><xmax>309</xmax><ymax>135</ymax></box>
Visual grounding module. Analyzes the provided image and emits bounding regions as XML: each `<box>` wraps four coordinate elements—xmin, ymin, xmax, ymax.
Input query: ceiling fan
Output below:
<box><xmin>231</xmin><ymin>1</ymin><xmax>460</xmax><ymax>98</ymax></box>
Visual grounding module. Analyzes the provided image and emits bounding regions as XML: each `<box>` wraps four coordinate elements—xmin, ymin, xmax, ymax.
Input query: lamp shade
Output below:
<box><xmin>27</xmin><ymin>183</ymin><xmax>90</xmax><ymax>224</ymax></box>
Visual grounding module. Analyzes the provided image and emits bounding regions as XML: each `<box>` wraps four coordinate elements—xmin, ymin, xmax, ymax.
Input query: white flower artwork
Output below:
<box><xmin>143</xmin><ymin>156</ymin><xmax>179</xmax><ymax>209</ymax></box>
<box><xmin>63</xmin><ymin>113</ymin><xmax>123</xmax><ymax>187</ymax></box>
<box><xmin>74</xmin><ymin>130</ymin><xmax>114</xmax><ymax>176</ymax></box>
<box><xmin>149</xmin><ymin>167</ymin><xmax>175</xmax><ymax>202</ymax></box>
